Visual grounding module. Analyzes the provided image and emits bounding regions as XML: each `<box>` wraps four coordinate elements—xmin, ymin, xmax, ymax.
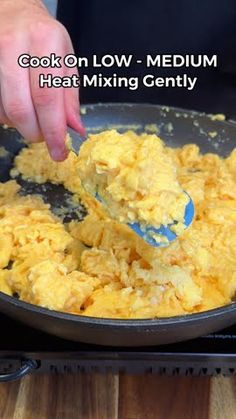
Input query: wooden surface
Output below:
<box><xmin>1</xmin><ymin>374</ymin><xmax>236</xmax><ymax>419</ymax></box>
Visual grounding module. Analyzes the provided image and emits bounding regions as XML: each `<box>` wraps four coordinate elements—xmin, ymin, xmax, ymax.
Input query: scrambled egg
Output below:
<box><xmin>77</xmin><ymin>131</ymin><xmax>189</xmax><ymax>237</ymax></box>
<box><xmin>0</xmin><ymin>129</ymin><xmax>235</xmax><ymax>319</ymax></box>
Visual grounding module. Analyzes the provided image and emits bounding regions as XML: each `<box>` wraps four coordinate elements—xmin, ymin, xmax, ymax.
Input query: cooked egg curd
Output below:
<box><xmin>0</xmin><ymin>130</ymin><xmax>235</xmax><ymax>319</ymax></box>
<box><xmin>77</xmin><ymin>130</ymin><xmax>189</xmax><ymax>239</ymax></box>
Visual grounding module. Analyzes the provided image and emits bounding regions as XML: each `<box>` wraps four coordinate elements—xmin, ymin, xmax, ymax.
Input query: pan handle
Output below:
<box><xmin>0</xmin><ymin>359</ymin><xmax>38</xmax><ymax>382</ymax></box>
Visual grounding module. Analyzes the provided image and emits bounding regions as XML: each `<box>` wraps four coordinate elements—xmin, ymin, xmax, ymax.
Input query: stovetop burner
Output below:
<box><xmin>1</xmin><ymin>313</ymin><xmax>236</xmax><ymax>380</ymax></box>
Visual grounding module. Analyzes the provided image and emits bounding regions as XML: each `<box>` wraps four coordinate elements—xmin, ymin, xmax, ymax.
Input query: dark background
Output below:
<box><xmin>57</xmin><ymin>0</ymin><xmax>236</xmax><ymax>117</ymax></box>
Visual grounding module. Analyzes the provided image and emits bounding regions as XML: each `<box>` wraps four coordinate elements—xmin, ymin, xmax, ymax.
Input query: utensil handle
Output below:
<box><xmin>228</xmin><ymin>118</ymin><xmax>236</xmax><ymax>125</ymax></box>
<box><xmin>0</xmin><ymin>359</ymin><xmax>38</xmax><ymax>382</ymax></box>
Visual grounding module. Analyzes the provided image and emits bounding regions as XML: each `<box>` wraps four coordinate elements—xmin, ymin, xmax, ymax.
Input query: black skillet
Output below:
<box><xmin>0</xmin><ymin>103</ymin><xmax>236</xmax><ymax>347</ymax></box>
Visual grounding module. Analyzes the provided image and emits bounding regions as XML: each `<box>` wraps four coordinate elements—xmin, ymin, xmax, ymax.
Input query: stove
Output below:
<box><xmin>1</xmin><ymin>314</ymin><xmax>236</xmax><ymax>381</ymax></box>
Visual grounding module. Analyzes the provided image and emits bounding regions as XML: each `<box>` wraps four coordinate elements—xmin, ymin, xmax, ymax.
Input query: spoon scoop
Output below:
<box><xmin>95</xmin><ymin>191</ymin><xmax>194</xmax><ymax>247</ymax></box>
<box><xmin>128</xmin><ymin>193</ymin><xmax>194</xmax><ymax>247</ymax></box>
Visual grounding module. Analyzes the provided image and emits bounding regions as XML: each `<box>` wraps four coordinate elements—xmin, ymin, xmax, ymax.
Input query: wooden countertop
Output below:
<box><xmin>1</xmin><ymin>373</ymin><xmax>236</xmax><ymax>418</ymax></box>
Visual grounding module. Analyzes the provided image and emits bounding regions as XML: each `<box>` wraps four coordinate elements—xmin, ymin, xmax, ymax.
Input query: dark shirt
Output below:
<box><xmin>57</xmin><ymin>0</ymin><xmax>236</xmax><ymax>116</ymax></box>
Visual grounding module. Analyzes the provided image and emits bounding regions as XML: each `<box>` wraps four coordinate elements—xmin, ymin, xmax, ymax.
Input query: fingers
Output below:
<box><xmin>29</xmin><ymin>23</ymin><xmax>68</xmax><ymax>161</ymax></box>
<box><xmin>65</xmin><ymin>65</ymin><xmax>86</xmax><ymax>137</ymax></box>
<box><xmin>0</xmin><ymin>90</ymin><xmax>11</xmax><ymax>125</ymax></box>
<box><xmin>0</xmin><ymin>19</ymin><xmax>84</xmax><ymax>161</ymax></box>
<box><xmin>62</xmin><ymin>31</ymin><xmax>85</xmax><ymax>136</ymax></box>
<box><xmin>0</xmin><ymin>35</ymin><xmax>42</xmax><ymax>142</ymax></box>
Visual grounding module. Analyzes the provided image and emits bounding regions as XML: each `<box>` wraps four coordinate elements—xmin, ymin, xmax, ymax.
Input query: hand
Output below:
<box><xmin>0</xmin><ymin>0</ymin><xmax>85</xmax><ymax>161</ymax></box>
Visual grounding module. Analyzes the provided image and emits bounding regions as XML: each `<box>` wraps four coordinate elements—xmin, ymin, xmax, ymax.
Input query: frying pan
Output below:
<box><xmin>0</xmin><ymin>103</ymin><xmax>236</xmax><ymax>347</ymax></box>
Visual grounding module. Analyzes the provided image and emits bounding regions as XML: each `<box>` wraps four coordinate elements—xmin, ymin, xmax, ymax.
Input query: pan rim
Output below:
<box><xmin>1</xmin><ymin>291</ymin><xmax>236</xmax><ymax>327</ymax></box>
<box><xmin>81</xmin><ymin>102</ymin><xmax>235</xmax><ymax>126</ymax></box>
